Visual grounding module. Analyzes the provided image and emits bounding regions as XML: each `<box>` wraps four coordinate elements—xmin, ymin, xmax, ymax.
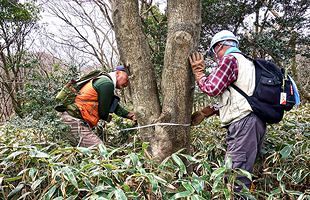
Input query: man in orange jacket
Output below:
<box><xmin>61</xmin><ymin>66</ymin><xmax>136</xmax><ymax>147</ymax></box>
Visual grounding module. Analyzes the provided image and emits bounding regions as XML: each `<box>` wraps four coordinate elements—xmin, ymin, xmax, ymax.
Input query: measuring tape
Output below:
<box><xmin>117</xmin><ymin>122</ymin><xmax>191</xmax><ymax>132</ymax></box>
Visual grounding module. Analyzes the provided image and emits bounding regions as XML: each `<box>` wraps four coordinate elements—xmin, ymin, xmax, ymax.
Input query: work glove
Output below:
<box><xmin>189</xmin><ymin>52</ymin><xmax>206</xmax><ymax>81</ymax></box>
<box><xmin>191</xmin><ymin>106</ymin><xmax>219</xmax><ymax>126</ymax></box>
<box><xmin>127</xmin><ymin>112</ymin><xmax>137</xmax><ymax>124</ymax></box>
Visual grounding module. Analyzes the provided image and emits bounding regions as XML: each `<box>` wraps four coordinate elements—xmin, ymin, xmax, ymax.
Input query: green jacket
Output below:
<box><xmin>93</xmin><ymin>76</ymin><xmax>129</xmax><ymax>121</ymax></box>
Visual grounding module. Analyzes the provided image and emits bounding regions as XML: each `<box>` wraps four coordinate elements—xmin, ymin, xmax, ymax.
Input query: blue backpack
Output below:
<box><xmin>231</xmin><ymin>54</ymin><xmax>300</xmax><ymax>124</ymax></box>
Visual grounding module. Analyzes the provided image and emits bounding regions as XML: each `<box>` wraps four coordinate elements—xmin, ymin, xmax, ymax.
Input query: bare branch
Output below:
<box><xmin>43</xmin><ymin>0</ymin><xmax>118</xmax><ymax>69</ymax></box>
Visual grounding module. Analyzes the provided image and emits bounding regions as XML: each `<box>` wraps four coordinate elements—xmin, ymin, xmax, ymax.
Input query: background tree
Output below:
<box><xmin>140</xmin><ymin>4</ymin><xmax>168</xmax><ymax>96</ymax></box>
<box><xmin>111</xmin><ymin>0</ymin><xmax>201</xmax><ymax>161</ymax></box>
<box><xmin>200</xmin><ymin>0</ymin><xmax>310</xmax><ymax>102</ymax></box>
<box><xmin>0</xmin><ymin>0</ymin><xmax>39</xmax><ymax>119</ymax></box>
<box><xmin>44</xmin><ymin>0</ymin><xmax>117</xmax><ymax>70</ymax></box>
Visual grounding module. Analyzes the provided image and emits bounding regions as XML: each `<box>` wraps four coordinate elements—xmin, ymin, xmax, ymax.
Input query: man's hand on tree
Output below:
<box><xmin>191</xmin><ymin>106</ymin><xmax>219</xmax><ymax>126</ymax></box>
<box><xmin>127</xmin><ymin>112</ymin><xmax>137</xmax><ymax>124</ymax></box>
<box><xmin>189</xmin><ymin>52</ymin><xmax>206</xmax><ymax>81</ymax></box>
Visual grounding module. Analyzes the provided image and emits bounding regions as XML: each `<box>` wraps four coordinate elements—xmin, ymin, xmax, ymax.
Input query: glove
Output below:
<box><xmin>191</xmin><ymin>106</ymin><xmax>219</xmax><ymax>126</ymax></box>
<box><xmin>127</xmin><ymin>112</ymin><xmax>137</xmax><ymax>123</ymax></box>
<box><xmin>191</xmin><ymin>111</ymin><xmax>206</xmax><ymax>126</ymax></box>
<box><xmin>189</xmin><ymin>52</ymin><xmax>206</xmax><ymax>81</ymax></box>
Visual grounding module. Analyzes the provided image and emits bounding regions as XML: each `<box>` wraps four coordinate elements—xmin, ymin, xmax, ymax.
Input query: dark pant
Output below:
<box><xmin>226</xmin><ymin>113</ymin><xmax>266</xmax><ymax>191</ymax></box>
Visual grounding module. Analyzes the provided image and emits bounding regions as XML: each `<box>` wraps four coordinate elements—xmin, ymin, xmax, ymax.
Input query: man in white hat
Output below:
<box><xmin>189</xmin><ymin>30</ymin><xmax>266</xmax><ymax>192</ymax></box>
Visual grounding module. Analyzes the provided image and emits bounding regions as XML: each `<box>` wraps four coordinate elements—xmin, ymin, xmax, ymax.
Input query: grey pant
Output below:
<box><xmin>61</xmin><ymin>112</ymin><xmax>103</xmax><ymax>147</ymax></box>
<box><xmin>226</xmin><ymin>113</ymin><xmax>266</xmax><ymax>190</ymax></box>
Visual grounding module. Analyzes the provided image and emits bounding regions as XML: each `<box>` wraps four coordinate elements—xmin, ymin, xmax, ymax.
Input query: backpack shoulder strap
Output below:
<box><xmin>228</xmin><ymin>51</ymin><xmax>253</xmax><ymax>99</ymax></box>
<box><xmin>77</xmin><ymin>72</ymin><xmax>111</xmax><ymax>87</ymax></box>
<box><xmin>97</xmin><ymin>73</ymin><xmax>112</xmax><ymax>80</ymax></box>
<box><xmin>231</xmin><ymin>84</ymin><xmax>250</xmax><ymax>100</ymax></box>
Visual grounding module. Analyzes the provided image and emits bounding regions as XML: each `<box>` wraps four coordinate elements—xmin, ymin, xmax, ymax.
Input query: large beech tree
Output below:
<box><xmin>111</xmin><ymin>0</ymin><xmax>201</xmax><ymax>161</ymax></box>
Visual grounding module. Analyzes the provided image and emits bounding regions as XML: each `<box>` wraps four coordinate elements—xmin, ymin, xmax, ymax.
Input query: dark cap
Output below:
<box><xmin>114</xmin><ymin>65</ymin><xmax>129</xmax><ymax>74</ymax></box>
<box><xmin>114</xmin><ymin>65</ymin><xmax>125</xmax><ymax>71</ymax></box>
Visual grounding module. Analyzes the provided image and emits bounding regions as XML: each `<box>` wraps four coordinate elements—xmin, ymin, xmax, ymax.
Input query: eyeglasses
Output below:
<box><xmin>208</xmin><ymin>43</ymin><xmax>225</xmax><ymax>58</ymax></box>
<box><xmin>208</xmin><ymin>47</ymin><xmax>216</xmax><ymax>57</ymax></box>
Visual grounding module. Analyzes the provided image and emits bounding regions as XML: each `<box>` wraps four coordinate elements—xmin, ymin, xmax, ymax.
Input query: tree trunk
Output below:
<box><xmin>157</xmin><ymin>0</ymin><xmax>201</xmax><ymax>159</ymax></box>
<box><xmin>111</xmin><ymin>0</ymin><xmax>201</xmax><ymax>161</ymax></box>
<box><xmin>111</xmin><ymin>0</ymin><xmax>162</xmax><ymax>142</ymax></box>
<box><xmin>289</xmin><ymin>31</ymin><xmax>310</xmax><ymax>102</ymax></box>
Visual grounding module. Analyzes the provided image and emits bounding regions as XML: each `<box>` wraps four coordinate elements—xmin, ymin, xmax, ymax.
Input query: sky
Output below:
<box><xmin>30</xmin><ymin>0</ymin><xmax>167</xmax><ymax>69</ymax></box>
<box><xmin>25</xmin><ymin>0</ymin><xmax>309</xmax><ymax>69</ymax></box>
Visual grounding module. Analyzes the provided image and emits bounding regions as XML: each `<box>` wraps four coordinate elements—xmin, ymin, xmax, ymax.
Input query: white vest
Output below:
<box><xmin>219</xmin><ymin>53</ymin><xmax>256</xmax><ymax>126</ymax></box>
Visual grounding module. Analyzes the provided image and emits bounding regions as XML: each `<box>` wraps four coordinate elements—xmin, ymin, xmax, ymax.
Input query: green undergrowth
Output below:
<box><xmin>190</xmin><ymin>104</ymin><xmax>309</xmax><ymax>200</ymax></box>
<box><xmin>0</xmin><ymin>105</ymin><xmax>309</xmax><ymax>199</ymax></box>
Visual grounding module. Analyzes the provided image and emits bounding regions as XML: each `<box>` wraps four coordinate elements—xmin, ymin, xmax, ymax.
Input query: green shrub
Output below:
<box><xmin>0</xmin><ymin>104</ymin><xmax>309</xmax><ymax>199</ymax></box>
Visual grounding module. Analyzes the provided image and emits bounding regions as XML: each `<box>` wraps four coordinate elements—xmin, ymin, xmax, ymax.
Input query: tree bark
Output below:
<box><xmin>111</xmin><ymin>0</ymin><xmax>161</xmax><ymax>135</ymax></box>
<box><xmin>111</xmin><ymin>0</ymin><xmax>201</xmax><ymax>161</ymax></box>
<box><xmin>156</xmin><ymin>0</ymin><xmax>201</xmax><ymax>159</ymax></box>
<box><xmin>289</xmin><ymin>31</ymin><xmax>310</xmax><ymax>102</ymax></box>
